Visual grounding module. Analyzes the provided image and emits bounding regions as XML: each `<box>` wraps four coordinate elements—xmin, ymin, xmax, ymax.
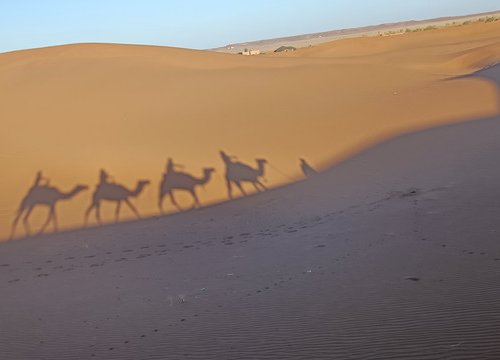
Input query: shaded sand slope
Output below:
<box><xmin>1</xmin><ymin>21</ymin><xmax>499</xmax><ymax>238</ymax></box>
<box><xmin>1</xmin><ymin>76</ymin><xmax>500</xmax><ymax>358</ymax></box>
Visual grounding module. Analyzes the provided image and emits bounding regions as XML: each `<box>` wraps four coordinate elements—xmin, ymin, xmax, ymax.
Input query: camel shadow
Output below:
<box><xmin>220</xmin><ymin>150</ymin><xmax>267</xmax><ymax>199</ymax></box>
<box><xmin>84</xmin><ymin>169</ymin><xmax>150</xmax><ymax>225</ymax></box>
<box><xmin>159</xmin><ymin>158</ymin><xmax>215</xmax><ymax>212</ymax></box>
<box><xmin>10</xmin><ymin>171</ymin><xmax>88</xmax><ymax>239</ymax></box>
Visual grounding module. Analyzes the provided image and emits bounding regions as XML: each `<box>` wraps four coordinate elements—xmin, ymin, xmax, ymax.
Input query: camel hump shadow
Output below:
<box><xmin>10</xmin><ymin>171</ymin><xmax>88</xmax><ymax>239</ymax></box>
<box><xmin>159</xmin><ymin>159</ymin><xmax>215</xmax><ymax>212</ymax></box>
<box><xmin>219</xmin><ymin>150</ymin><xmax>268</xmax><ymax>199</ymax></box>
<box><xmin>84</xmin><ymin>169</ymin><xmax>150</xmax><ymax>225</ymax></box>
<box><xmin>94</xmin><ymin>182</ymin><xmax>146</xmax><ymax>200</ymax></box>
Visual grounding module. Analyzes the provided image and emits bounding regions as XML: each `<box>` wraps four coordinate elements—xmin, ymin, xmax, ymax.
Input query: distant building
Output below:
<box><xmin>274</xmin><ymin>46</ymin><xmax>296</xmax><ymax>53</ymax></box>
<box><xmin>240</xmin><ymin>49</ymin><xmax>261</xmax><ymax>56</ymax></box>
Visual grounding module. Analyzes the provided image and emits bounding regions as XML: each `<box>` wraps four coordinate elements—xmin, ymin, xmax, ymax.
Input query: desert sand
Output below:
<box><xmin>0</xmin><ymin>19</ymin><xmax>500</xmax><ymax>359</ymax></box>
<box><xmin>1</xmin><ymin>20</ymin><xmax>499</xmax><ymax>239</ymax></box>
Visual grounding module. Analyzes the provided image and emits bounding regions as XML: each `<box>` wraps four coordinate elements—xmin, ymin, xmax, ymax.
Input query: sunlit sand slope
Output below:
<box><xmin>0</xmin><ymin>21</ymin><xmax>498</xmax><ymax>238</ymax></box>
<box><xmin>1</xmin><ymin>108</ymin><xmax>500</xmax><ymax>358</ymax></box>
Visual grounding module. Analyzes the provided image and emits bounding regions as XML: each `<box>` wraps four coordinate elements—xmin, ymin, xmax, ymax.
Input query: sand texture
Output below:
<box><xmin>1</xmin><ymin>19</ymin><xmax>500</xmax><ymax>360</ymax></box>
<box><xmin>2</xmin><ymin>107</ymin><xmax>500</xmax><ymax>358</ymax></box>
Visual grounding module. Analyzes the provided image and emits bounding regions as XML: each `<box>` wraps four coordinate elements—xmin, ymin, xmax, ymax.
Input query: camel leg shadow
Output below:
<box><xmin>225</xmin><ymin>177</ymin><xmax>234</xmax><ymax>199</ymax></box>
<box><xmin>115</xmin><ymin>201</ymin><xmax>121</xmax><ymax>222</ymax></box>
<box><xmin>37</xmin><ymin>206</ymin><xmax>57</xmax><ymax>235</ymax></box>
<box><xmin>22</xmin><ymin>206</ymin><xmax>34</xmax><ymax>237</ymax></box>
<box><xmin>84</xmin><ymin>203</ymin><xmax>102</xmax><ymax>226</ymax></box>
<box><xmin>125</xmin><ymin>199</ymin><xmax>140</xmax><ymax>218</ymax></box>
<box><xmin>189</xmin><ymin>189</ymin><xmax>201</xmax><ymax>209</ymax></box>
<box><xmin>9</xmin><ymin>209</ymin><xmax>24</xmax><ymax>240</ymax></box>
<box><xmin>235</xmin><ymin>181</ymin><xmax>246</xmax><ymax>196</ymax></box>
<box><xmin>169</xmin><ymin>191</ymin><xmax>183</xmax><ymax>211</ymax></box>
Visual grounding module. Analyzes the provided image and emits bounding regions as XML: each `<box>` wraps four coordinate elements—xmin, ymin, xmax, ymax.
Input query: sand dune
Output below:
<box><xmin>1</xmin><ymin>76</ymin><xmax>500</xmax><ymax>357</ymax></box>
<box><xmin>1</xmin><ymin>17</ymin><xmax>500</xmax><ymax>359</ymax></box>
<box><xmin>1</xmin><ymin>21</ymin><xmax>499</xmax><ymax>239</ymax></box>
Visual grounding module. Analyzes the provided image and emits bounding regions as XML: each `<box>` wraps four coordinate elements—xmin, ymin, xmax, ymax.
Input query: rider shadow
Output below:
<box><xmin>158</xmin><ymin>158</ymin><xmax>215</xmax><ymax>212</ymax></box>
<box><xmin>10</xmin><ymin>171</ymin><xmax>88</xmax><ymax>239</ymax></box>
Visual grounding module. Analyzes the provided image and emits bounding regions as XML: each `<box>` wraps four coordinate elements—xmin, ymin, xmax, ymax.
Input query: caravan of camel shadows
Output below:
<box><xmin>9</xmin><ymin>151</ymin><xmax>317</xmax><ymax>239</ymax></box>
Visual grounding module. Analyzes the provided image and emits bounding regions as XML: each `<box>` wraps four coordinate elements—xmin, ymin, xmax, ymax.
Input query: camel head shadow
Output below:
<box><xmin>219</xmin><ymin>150</ymin><xmax>268</xmax><ymax>199</ymax></box>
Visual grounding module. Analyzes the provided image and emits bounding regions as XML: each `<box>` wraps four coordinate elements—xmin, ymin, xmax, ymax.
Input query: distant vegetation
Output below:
<box><xmin>385</xmin><ymin>15</ymin><xmax>499</xmax><ymax>36</ymax></box>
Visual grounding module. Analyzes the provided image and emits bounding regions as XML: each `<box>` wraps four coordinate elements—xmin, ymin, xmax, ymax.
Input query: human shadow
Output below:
<box><xmin>84</xmin><ymin>169</ymin><xmax>150</xmax><ymax>225</ymax></box>
<box><xmin>220</xmin><ymin>151</ymin><xmax>267</xmax><ymax>199</ymax></box>
<box><xmin>158</xmin><ymin>158</ymin><xmax>216</xmax><ymax>212</ymax></box>
<box><xmin>10</xmin><ymin>171</ymin><xmax>88</xmax><ymax>239</ymax></box>
<box><xmin>300</xmin><ymin>158</ymin><xmax>318</xmax><ymax>178</ymax></box>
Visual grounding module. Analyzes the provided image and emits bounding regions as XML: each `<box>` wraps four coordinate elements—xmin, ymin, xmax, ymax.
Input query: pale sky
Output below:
<box><xmin>0</xmin><ymin>0</ymin><xmax>498</xmax><ymax>53</ymax></box>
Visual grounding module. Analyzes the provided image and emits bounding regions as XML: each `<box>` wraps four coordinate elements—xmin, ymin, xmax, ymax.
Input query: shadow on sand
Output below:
<box><xmin>5</xmin><ymin>64</ymin><xmax>500</xmax><ymax>241</ymax></box>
